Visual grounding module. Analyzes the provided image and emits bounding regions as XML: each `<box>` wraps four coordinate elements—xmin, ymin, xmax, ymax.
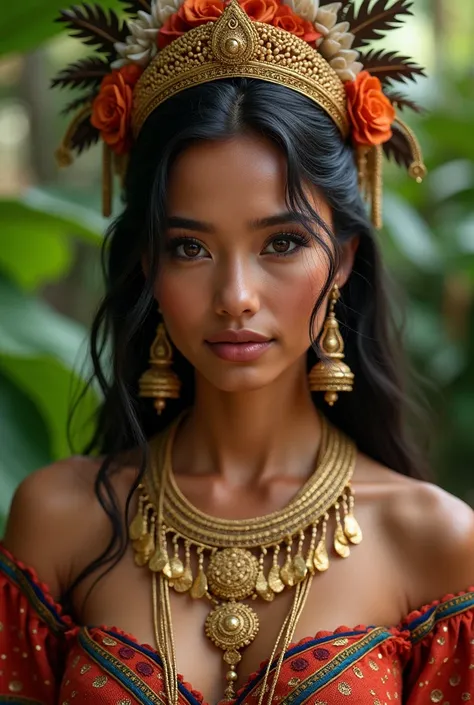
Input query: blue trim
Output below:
<box><xmin>283</xmin><ymin>630</ymin><xmax>391</xmax><ymax>705</ymax></box>
<box><xmin>405</xmin><ymin>592</ymin><xmax>474</xmax><ymax>637</ymax></box>
<box><xmin>84</xmin><ymin>629</ymin><xmax>202</xmax><ymax>705</ymax></box>
<box><xmin>0</xmin><ymin>551</ymin><xmax>66</xmax><ymax>632</ymax></box>
<box><xmin>235</xmin><ymin>628</ymin><xmax>371</xmax><ymax>704</ymax></box>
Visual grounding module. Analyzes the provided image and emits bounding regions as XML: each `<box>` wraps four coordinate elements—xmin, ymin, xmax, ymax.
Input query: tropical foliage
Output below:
<box><xmin>0</xmin><ymin>0</ymin><xmax>472</xmax><ymax>534</ymax></box>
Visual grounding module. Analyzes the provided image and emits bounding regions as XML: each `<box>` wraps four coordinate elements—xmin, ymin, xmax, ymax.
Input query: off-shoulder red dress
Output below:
<box><xmin>0</xmin><ymin>544</ymin><xmax>473</xmax><ymax>704</ymax></box>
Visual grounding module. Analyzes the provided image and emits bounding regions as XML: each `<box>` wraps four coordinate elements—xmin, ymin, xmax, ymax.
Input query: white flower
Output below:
<box><xmin>311</xmin><ymin>4</ymin><xmax>362</xmax><ymax>83</ymax></box>
<box><xmin>111</xmin><ymin>0</ymin><xmax>184</xmax><ymax>68</ymax></box>
<box><xmin>318</xmin><ymin>22</ymin><xmax>353</xmax><ymax>57</ymax></box>
<box><xmin>329</xmin><ymin>52</ymin><xmax>363</xmax><ymax>82</ymax></box>
<box><xmin>154</xmin><ymin>0</ymin><xmax>183</xmax><ymax>25</ymax></box>
<box><xmin>285</xmin><ymin>0</ymin><xmax>320</xmax><ymax>23</ymax></box>
<box><xmin>314</xmin><ymin>2</ymin><xmax>342</xmax><ymax>35</ymax></box>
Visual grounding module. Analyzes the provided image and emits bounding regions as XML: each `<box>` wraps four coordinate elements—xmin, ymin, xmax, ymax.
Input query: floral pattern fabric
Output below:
<box><xmin>1</xmin><ymin>544</ymin><xmax>473</xmax><ymax>704</ymax></box>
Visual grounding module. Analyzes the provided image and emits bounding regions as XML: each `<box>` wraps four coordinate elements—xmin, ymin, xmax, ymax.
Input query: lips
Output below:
<box><xmin>205</xmin><ymin>329</ymin><xmax>271</xmax><ymax>344</ymax></box>
<box><xmin>205</xmin><ymin>329</ymin><xmax>274</xmax><ymax>362</ymax></box>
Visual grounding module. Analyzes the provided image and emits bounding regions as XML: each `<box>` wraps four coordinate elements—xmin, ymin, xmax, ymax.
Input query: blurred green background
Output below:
<box><xmin>0</xmin><ymin>0</ymin><xmax>473</xmax><ymax>532</ymax></box>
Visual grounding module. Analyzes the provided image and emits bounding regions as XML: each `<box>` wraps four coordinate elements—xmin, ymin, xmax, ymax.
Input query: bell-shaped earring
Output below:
<box><xmin>139</xmin><ymin>322</ymin><xmax>181</xmax><ymax>415</ymax></box>
<box><xmin>308</xmin><ymin>284</ymin><xmax>354</xmax><ymax>406</ymax></box>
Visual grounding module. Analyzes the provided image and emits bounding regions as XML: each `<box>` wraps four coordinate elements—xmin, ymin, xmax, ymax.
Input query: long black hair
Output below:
<box><xmin>66</xmin><ymin>77</ymin><xmax>431</xmax><ymax>601</ymax></box>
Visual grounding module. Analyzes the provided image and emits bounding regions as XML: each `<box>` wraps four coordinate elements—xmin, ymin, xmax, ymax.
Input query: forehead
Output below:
<box><xmin>166</xmin><ymin>134</ymin><xmax>330</xmax><ymax>225</ymax></box>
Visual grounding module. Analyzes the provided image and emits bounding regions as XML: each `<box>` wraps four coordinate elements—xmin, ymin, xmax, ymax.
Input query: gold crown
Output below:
<box><xmin>131</xmin><ymin>1</ymin><xmax>348</xmax><ymax>139</ymax></box>
<box><xmin>52</xmin><ymin>0</ymin><xmax>427</xmax><ymax>223</ymax></box>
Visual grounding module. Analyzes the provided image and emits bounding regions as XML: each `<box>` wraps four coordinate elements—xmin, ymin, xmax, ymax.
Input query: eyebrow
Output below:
<box><xmin>166</xmin><ymin>211</ymin><xmax>308</xmax><ymax>233</ymax></box>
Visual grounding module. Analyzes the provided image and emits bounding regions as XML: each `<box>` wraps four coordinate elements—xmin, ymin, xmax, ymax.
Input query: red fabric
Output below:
<box><xmin>0</xmin><ymin>543</ymin><xmax>473</xmax><ymax>704</ymax></box>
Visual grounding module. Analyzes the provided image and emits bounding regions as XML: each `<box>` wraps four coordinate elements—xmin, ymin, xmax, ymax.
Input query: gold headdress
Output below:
<box><xmin>53</xmin><ymin>0</ymin><xmax>427</xmax><ymax>225</ymax></box>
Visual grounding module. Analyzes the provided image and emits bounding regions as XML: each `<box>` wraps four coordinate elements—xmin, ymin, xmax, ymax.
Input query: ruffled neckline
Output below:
<box><xmin>1</xmin><ymin>542</ymin><xmax>474</xmax><ymax>705</ymax></box>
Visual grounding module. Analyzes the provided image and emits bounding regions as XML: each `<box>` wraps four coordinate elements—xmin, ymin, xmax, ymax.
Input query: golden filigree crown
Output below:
<box><xmin>53</xmin><ymin>0</ymin><xmax>427</xmax><ymax>224</ymax></box>
<box><xmin>131</xmin><ymin>3</ymin><xmax>348</xmax><ymax>138</ymax></box>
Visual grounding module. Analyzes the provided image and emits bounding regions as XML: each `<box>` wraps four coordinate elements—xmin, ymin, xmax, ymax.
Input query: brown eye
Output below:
<box><xmin>272</xmin><ymin>238</ymin><xmax>291</xmax><ymax>253</ymax></box>
<box><xmin>183</xmin><ymin>242</ymin><xmax>202</xmax><ymax>258</ymax></box>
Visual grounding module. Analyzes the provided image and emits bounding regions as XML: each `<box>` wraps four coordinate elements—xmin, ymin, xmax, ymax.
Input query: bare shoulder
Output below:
<box><xmin>3</xmin><ymin>453</ymin><xmax>139</xmax><ymax>599</ymax></box>
<box><xmin>357</xmin><ymin>455</ymin><xmax>474</xmax><ymax>605</ymax></box>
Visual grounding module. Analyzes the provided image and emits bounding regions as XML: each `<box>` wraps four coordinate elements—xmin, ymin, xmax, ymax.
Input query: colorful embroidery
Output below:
<box><xmin>408</xmin><ymin>591</ymin><xmax>474</xmax><ymax>644</ymax></box>
<box><xmin>0</xmin><ymin>549</ymin><xmax>68</xmax><ymax>636</ymax></box>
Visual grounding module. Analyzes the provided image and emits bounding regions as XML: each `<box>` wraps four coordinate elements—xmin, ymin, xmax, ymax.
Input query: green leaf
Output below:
<box><xmin>0</xmin><ymin>193</ymin><xmax>103</xmax><ymax>291</ymax></box>
<box><xmin>22</xmin><ymin>188</ymin><xmax>105</xmax><ymax>245</ymax></box>
<box><xmin>0</xmin><ymin>200</ymin><xmax>74</xmax><ymax>291</ymax></box>
<box><xmin>0</xmin><ymin>371</ymin><xmax>53</xmax><ymax>535</ymax></box>
<box><xmin>0</xmin><ymin>278</ymin><xmax>99</xmax><ymax>458</ymax></box>
<box><xmin>0</xmin><ymin>0</ymin><xmax>122</xmax><ymax>57</ymax></box>
<box><xmin>383</xmin><ymin>192</ymin><xmax>441</xmax><ymax>272</ymax></box>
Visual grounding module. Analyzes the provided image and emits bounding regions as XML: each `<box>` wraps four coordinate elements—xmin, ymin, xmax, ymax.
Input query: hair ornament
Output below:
<box><xmin>52</xmin><ymin>0</ymin><xmax>427</xmax><ymax>225</ymax></box>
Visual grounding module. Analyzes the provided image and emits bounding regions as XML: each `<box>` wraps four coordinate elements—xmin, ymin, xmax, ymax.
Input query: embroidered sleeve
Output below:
<box><xmin>403</xmin><ymin>588</ymin><xmax>474</xmax><ymax>703</ymax></box>
<box><xmin>0</xmin><ymin>544</ymin><xmax>72</xmax><ymax>703</ymax></box>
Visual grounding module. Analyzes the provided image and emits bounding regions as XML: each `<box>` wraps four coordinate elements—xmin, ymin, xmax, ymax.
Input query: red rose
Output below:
<box><xmin>345</xmin><ymin>70</ymin><xmax>396</xmax><ymax>147</ymax></box>
<box><xmin>158</xmin><ymin>0</ymin><xmax>224</xmax><ymax>48</ymax></box>
<box><xmin>91</xmin><ymin>64</ymin><xmax>143</xmax><ymax>154</ymax></box>
<box><xmin>272</xmin><ymin>4</ymin><xmax>320</xmax><ymax>45</ymax></box>
<box><xmin>238</xmin><ymin>0</ymin><xmax>280</xmax><ymax>23</ymax></box>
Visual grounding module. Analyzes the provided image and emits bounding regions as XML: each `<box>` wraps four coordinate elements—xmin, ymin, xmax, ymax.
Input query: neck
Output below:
<box><xmin>172</xmin><ymin>361</ymin><xmax>323</xmax><ymax>487</ymax></box>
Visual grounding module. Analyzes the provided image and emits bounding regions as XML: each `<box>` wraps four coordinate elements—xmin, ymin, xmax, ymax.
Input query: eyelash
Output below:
<box><xmin>166</xmin><ymin>231</ymin><xmax>312</xmax><ymax>260</ymax></box>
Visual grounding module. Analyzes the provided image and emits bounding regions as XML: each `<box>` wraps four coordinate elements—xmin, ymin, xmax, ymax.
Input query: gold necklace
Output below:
<box><xmin>130</xmin><ymin>412</ymin><xmax>362</xmax><ymax>704</ymax></box>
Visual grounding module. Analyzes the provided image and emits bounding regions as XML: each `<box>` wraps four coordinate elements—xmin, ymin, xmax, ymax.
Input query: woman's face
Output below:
<box><xmin>153</xmin><ymin>133</ymin><xmax>357</xmax><ymax>393</ymax></box>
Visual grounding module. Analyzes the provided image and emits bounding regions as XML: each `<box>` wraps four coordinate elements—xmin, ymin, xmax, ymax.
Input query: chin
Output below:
<box><xmin>200</xmin><ymin>366</ymin><xmax>279</xmax><ymax>393</ymax></box>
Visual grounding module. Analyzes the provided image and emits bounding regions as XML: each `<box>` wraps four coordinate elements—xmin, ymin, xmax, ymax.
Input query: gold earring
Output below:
<box><xmin>139</xmin><ymin>322</ymin><xmax>181</xmax><ymax>415</ymax></box>
<box><xmin>308</xmin><ymin>284</ymin><xmax>354</xmax><ymax>406</ymax></box>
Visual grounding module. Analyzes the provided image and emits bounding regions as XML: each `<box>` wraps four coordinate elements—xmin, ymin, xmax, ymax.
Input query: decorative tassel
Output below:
<box><xmin>356</xmin><ymin>143</ymin><xmax>385</xmax><ymax>230</ymax></box>
<box><xmin>368</xmin><ymin>144</ymin><xmax>383</xmax><ymax>230</ymax></box>
<box><xmin>313</xmin><ymin>513</ymin><xmax>329</xmax><ymax>572</ymax></box>
<box><xmin>393</xmin><ymin>115</ymin><xmax>427</xmax><ymax>184</ymax></box>
<box><xmin>292</xmin><ymin>530</ymin><xmax>308</xmax><ymax>583</ymax></box>
<box><xmin>191</xmin><ymin>548</ymin><xmax>208</xmax><ymax>599</ymax></box>
<box><xmin>343</xmin><ymin>487</ymin><xmax>363</xmax><ymax>544</ymax></box>
<box><xmin>280</xmin><ymin>538</ymin><xmax>295</xmax><ymax>587</ymax></box>
<box><xmin>333</xmin><ymin>500</ymin><xmax>350</xmax><ymax>558</ymax></box>
<box><xmin>173</xmin><ymin>541</ymin><xmax>193</xmax><ymax>593</ymax></box>
<box><xmin>268</xmin><ymin>546</ymin><xmax>285</xmax><ymax>593</ymax></box>
<box><xmin>255</xmin><ymin>548</ymin><xmax>274</xmax><ymax>601</ymax></box>
<box><xmin>54</xmin><ymin>104</ymin><xmax>92</xmax><ymax>169</ymax></box>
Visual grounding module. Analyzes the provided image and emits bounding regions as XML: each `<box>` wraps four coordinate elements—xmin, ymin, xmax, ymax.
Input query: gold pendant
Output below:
<box><xmin>205</xmin><ymin>601</ymin><xmax>259</xmax><ymax>700</ymax></box>
<box><xmin>334</xmin><ymin>525</ymin><xmax>350</xmax><ymax>558</ymax></box>
<box><xmin>149</xmin><ymin>547</ymin><xmax>169</xmax><ymax>572</ymax></box>
<box><xmin>313</xmin><ymin>538</ymin><xmax>329</xmax><ymax>572</ymax></box>
<box><xmin>255</xmin><ymin>570</ymin><xmax>274</xmax><ymax>602</ymax></box>
<box><xmin>344</xmin><ymin>514</ymin><xmax>363</xmax><ymax>544</ymax></box>
<box><xmin>173</xmin><ymin>567</ymin><xmax>193</xmax><ymax>593</ymax></box>
<box><xmin>268</xmin><ymin>565</ymin><xmax>285</xmax><ymax>593</ymax></box>
<box><xmin>292</xmin><ymin>555</ymin><xmax>308</xmax><ymax>583</ymax></box>
<box><xmin>129</xmin><ymin>511</ymin><xmax>145</xmax><ymax>541</ymax></box>
<box><xmin>280</xmin><ymin>557</ymin><xmax>296</xmax><ymax>587</ymax></box>
<box><xmin>207</xmin><ymin>548</ymin><xmax>258</xmax><ymax>600</ymax></box>
<box><xmin>190</xmin><ymin>567</ymin><xmax>208</xmax><ymax>599</ymax></box>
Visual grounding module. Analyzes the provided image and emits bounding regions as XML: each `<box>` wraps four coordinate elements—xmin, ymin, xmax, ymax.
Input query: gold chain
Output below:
<box><xmin>130</xmin><ymin>411</ymin><xmax>362</xmax><ymax>703</ymax></box>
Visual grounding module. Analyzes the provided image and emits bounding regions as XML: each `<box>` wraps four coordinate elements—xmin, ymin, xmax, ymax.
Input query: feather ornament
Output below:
<box><xmin>51</xmin><ymin>57</ymin><xmax>109</xmax><ymax>90</ymax></box>
<box><xmin>56</xmin><ymin>4</ymin><xmax>128</xmax><ymax>57</ymax></box>
<box><xmin>344</xmin><ymin>0</ymin><xmax>413</xmax><ymax>49</ymax></box>
<box><xmin>361</xmin><ymin>49</ymin><xmax>426</xmax><ymax>86</ymax></box>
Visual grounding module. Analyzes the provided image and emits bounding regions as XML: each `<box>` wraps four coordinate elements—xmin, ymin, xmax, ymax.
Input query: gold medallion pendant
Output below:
<box><xmin>130</xmin><ymin>411</ymin><xmax>362</xmax><ymax>704</ymax></box>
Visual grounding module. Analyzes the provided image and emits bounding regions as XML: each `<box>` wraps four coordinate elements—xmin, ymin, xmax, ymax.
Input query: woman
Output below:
<box><xmin>1</xmin><ymin>0</ymin><xmax>473</xmax><ymax>703</ymax></box>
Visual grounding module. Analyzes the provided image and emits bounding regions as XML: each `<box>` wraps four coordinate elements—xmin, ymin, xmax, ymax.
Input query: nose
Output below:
<box><xmin>213</xmin><ymin>255</ymin><xmax>261</xmax><ymax>318</ymax></box>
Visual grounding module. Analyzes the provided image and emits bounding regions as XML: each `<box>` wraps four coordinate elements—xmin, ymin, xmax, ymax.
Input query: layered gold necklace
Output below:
<box><xmin>130</xmin><ymin>412</ymin><xmax>362</xmax><ymax>704</ymax></box>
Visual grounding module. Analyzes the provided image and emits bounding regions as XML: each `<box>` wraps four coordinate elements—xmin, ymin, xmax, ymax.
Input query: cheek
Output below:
<box><xmin>272</xmin><ymin>252</ymin><xmax>329</xmax><ymax>339</ymax></box>
<box><xmin>154</xmin><ymin>268</ymin><xmax>208</xmax><ymax>343</ymax></box>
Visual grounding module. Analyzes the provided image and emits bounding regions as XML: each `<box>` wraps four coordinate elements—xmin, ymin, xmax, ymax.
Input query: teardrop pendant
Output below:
<box><xmin>129</xmin><ymin>510</ymin><xmax>145</xmax><ymax>541</ymax></box>
<box><xmin>313</xmin><ymin>538</ymin><xmax>329</xmax><ymax>572</ymax></box>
